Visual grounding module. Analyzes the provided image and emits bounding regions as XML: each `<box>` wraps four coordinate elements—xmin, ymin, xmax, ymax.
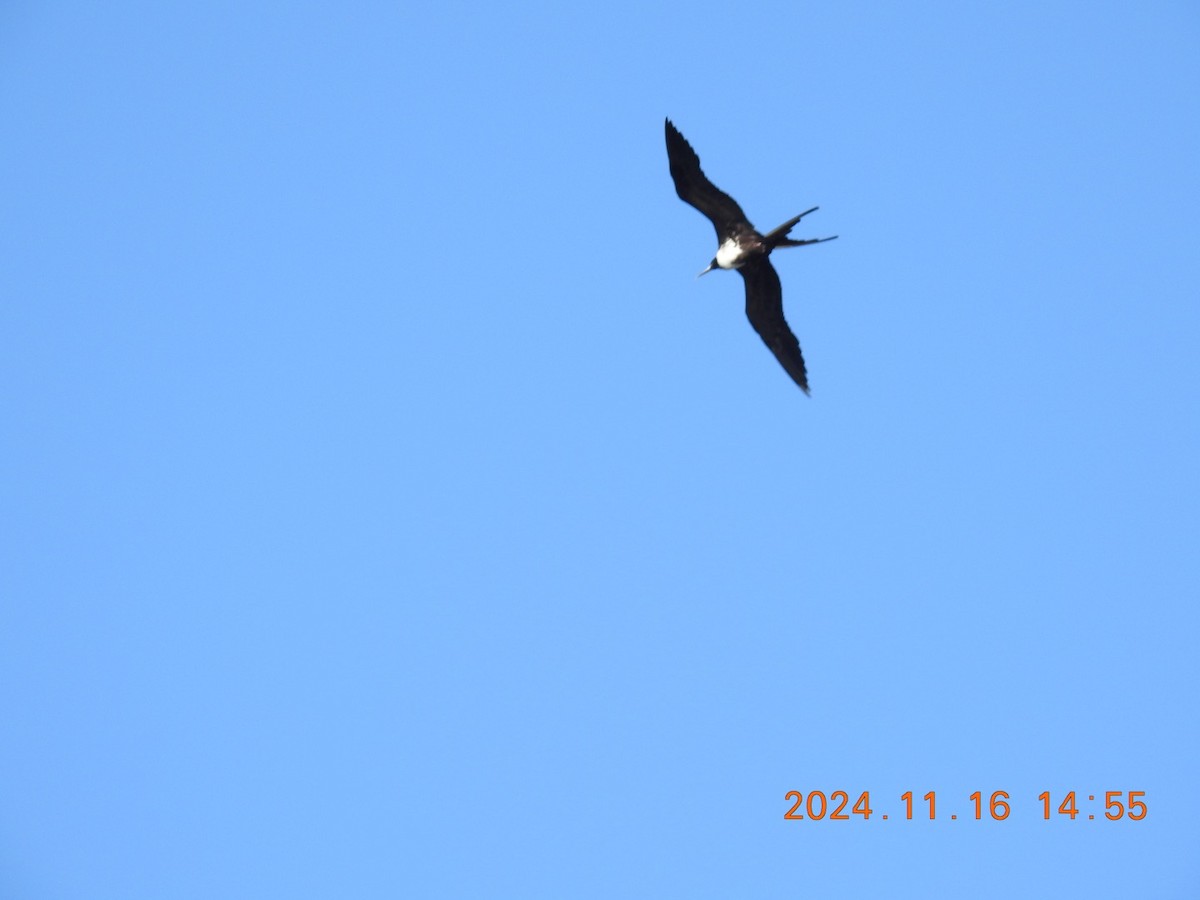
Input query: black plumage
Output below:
<box><xmin>665</xmin><ymin>118</ymin><xmax>835</xmax><ymax>394</ymax></box>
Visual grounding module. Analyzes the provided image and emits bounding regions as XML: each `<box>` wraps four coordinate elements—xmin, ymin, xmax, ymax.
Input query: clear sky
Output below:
<box><xmin>2</xmin><ymin>2</ymin><xmax>1198</xmax><ymax>897</ymax></box>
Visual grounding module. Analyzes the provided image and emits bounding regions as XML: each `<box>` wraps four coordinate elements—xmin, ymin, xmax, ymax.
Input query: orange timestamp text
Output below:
<box><xmin>783</xmin><ymin>790</ymin><xmax>1147</xmax><ymax>822</ymax></box>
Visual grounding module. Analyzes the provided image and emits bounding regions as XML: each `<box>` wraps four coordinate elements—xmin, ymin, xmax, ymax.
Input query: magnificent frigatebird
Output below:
<box><xmin>665</xmin><ymin>118</ymin><xmax>835</xmax><ymax>394</ymax></box>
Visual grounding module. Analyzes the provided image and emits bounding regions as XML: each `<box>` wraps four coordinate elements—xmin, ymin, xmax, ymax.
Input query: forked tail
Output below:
<box><xmin>763</xmin><ymin>207</ymin><xmax>837</xmax><ymax>249</ymax></box>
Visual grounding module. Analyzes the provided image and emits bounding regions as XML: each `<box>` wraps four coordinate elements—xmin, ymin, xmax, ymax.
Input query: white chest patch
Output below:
<box><xmin>715</xmin><ymin>237</ymin><xmax>746</xmax><ymax>269</ymax></box>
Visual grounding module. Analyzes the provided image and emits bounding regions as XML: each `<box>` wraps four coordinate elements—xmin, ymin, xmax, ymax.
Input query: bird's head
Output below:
<box><xmin>697</xmin><ymin>258</ymin><xmax>717</xmax><ymax>278</ymax></box>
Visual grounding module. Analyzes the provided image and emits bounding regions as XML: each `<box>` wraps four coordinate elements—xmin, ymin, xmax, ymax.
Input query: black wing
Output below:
<box><xmin>741</xmin><ymin>259</ymin><xmax>810</xmax><ymax>394</ymax></box>
<box><xmin>665</xmin><ymin>119</ymin><xmax>751</xmax><ymax>238</ymax></box>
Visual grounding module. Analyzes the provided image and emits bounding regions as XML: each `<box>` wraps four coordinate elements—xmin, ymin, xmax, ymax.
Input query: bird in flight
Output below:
<box><xmin>665</xmin><ymin>118</ymin><xmax>835</xmax><ymax>395</ymax></box>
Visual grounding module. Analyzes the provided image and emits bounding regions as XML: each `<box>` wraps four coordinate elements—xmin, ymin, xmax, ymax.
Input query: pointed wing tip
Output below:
<box><xmin>664</xmin><ymin>118</ymin><xmax>687</xmax><ymax>149</ymax></box>
<box><xmin>790</xmin><ymin>367</ymin><xmax>812</xmax><ymax>395</ymax></box>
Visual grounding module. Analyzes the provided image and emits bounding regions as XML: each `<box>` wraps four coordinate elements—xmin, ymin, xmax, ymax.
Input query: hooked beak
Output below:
<box><xmin>696</xmin><ymin>260</ymin><xmax>716</xmax><ymax>278</ymax></box>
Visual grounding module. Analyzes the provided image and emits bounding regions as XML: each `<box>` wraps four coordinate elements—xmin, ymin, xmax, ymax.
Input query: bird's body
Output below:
<box><xmin>664</xmin><ymin>118</ymin><xmax>835</xmax><ymax>394</ymax></box>
<box><xmin>715</xmin><ymin>235</ymin><xmax>754</xmax><ymax>270</ymax></box>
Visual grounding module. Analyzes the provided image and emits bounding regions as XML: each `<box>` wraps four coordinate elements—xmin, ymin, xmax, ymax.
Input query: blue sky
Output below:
<box><xmin>2</xmin><ymin>2</ymin><xmax>1198</xmax><ymax>897</ymax></box>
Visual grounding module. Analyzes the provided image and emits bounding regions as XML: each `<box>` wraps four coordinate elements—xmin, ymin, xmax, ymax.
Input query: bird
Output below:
<box><xmin>664</xmin><ymin>118</ymin><xmax>835</xmax><ymax>395</ymax></box>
